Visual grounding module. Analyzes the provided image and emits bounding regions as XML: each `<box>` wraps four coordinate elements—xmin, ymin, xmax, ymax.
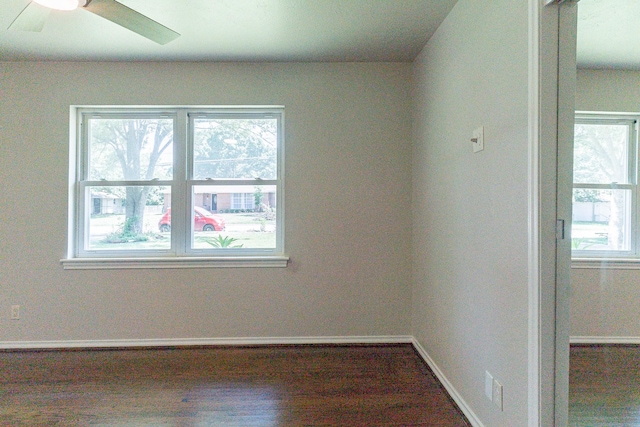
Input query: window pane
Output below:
<box><xmin>572</xmin><ymin>188</ymin><xmax>632</xmax><ymax>252</ymax></box>
<box><xmin>88</xmin><ymin>118</ymin><xmax>173</xmax><ymax>181</ymax></box>
<box><xmin>573</xmin><ymin>122</ymin><xmax>630</xmax><ymax>184</ymax></box>
<box><xmin>193</xmin><ymin>118</ymin><xmax>277</xmax><ymax>180</ymax></box>
<box><xmin>191</xmin><ymin>185</ymin><xmax>276</xmax><ymax>249</ymax></box>
<box><xmin>87</xmin><ymin>186</ymin><xmax>170</xmax><ymax>250</ymax></box>
<box><xmin>231</xmin><ymin>193</ymin><xmax>242</xmax><ymax>210</ymax></box>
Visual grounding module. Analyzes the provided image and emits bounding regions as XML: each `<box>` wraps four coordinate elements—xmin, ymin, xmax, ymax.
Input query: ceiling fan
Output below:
<box><xmin>8</xmin><ymin>0</ymin><xmax>180</xmax><ymax>45</ymax></box>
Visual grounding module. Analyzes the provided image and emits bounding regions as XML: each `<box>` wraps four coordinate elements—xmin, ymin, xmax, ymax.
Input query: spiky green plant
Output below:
<box><xmin>203</xmin><ymin>235</ymin><xmax>244</xmax><ymax>248</ymax></box>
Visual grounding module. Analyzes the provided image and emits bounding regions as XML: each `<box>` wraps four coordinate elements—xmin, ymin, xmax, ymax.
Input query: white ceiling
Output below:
<box><xmin>1</xmin><ymin>0</ymin><xmax>636</xmax><ymax>68</ymax></box>
<box><xmin>0</xmin><ymin>0</ymin><xmax>459</xmax><ymax>62</ymax></box>
<box><xmin>577</xmin><ymin>0</ymin><xmax>640</xmax><ymax>69</ymax></box>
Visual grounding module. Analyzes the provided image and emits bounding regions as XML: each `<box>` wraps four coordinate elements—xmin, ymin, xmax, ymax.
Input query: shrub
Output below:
<box><xmin>202</xmin><ymin>235</ymin><xmax>244</xmax><ymax>248</ymax></box>
<box><xmin>101</xmin><ymin>216</ymin><xmax>155</xmax><ymax>243</ymax></box>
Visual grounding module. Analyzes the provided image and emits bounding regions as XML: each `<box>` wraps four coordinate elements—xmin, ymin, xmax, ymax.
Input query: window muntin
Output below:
<box><xmin>572</xmin><ymin>115</ymin><xmax>637</xmax><ymax>257</ymax></box>
<box><xmin>72</xmin><ymin>107</ymin><xmax>284</xmax><ymax>261</ymax></box>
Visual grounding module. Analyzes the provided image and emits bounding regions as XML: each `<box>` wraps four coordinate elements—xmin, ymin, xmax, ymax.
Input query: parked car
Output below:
<box><xmin>158</xmin><ymin>206</ymin><xmax>226</xmax><ymax>232</ymax></box>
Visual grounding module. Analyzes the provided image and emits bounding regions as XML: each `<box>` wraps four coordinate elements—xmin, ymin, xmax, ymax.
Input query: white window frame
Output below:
<box><xmin>572</xmin><ymin>112</ymin><xmax>640</xmax><ymax>269</ymax></box>
<box><xmin>62</xmin><ymin>106</ymin><xmax>288</xmax><ymax>269</ymax></box>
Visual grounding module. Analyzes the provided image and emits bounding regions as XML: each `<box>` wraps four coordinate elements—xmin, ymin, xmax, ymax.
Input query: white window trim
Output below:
<box><xmin>572</xmin><ymin>257</ymin><xmax>640</xmax><ymax>269</ymax></box>
<box><xmin>572</xmin><ymin>112</ymin><xmax>639</xmax><ymax>267</ymax></box>
<box><xmin>62</xmin><ymin>105</ymin><xmax>288</xmax><ymax>269</ymax></box>
<box><xmin>61</xmin><ymin>256</ymin><xmax>290</xmax><ymax>270</ymax></box>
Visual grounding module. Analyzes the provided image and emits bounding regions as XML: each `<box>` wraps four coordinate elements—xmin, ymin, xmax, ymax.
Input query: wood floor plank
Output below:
<box><xmin>570</xmin><ymin>345</ymin><xmax>640</xmax><ymax>427</ymax></box>
<box><xmin>0</xmin><ymin>344</ymin><xmax>470</xmax><ymax>426</ymax></box>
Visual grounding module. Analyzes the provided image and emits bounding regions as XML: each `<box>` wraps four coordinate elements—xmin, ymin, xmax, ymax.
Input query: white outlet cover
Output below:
<box><xmin>485</xmin><ymin>371</ymin><xmax>494</xmax><ymax>401</ymax></box>
<box><xmin>10</xmin><ymin>305</ymin><xmax>20</xmax><ymax>320</ymax></box>
<box><xmin>473</xmin><ymin>126</ymin><xmax>484</xmax><ymax>153</ymax></box>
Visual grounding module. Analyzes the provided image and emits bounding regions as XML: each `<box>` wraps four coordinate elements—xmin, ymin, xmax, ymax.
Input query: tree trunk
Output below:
<box><xmin>124</xmin><ymin>187</ymin><xmax>149</xmax><ymax>235</ymax></box>
<box><xmin>608</xmin><ymin>191</ymin><xmax>626</xmax><ymax>250</ymax></box>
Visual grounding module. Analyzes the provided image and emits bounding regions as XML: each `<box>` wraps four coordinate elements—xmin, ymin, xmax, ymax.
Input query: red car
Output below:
<box><xmin>158</xmin><ymin>206</ymin><xmax>225</xmax><ymax>232</ymax></box>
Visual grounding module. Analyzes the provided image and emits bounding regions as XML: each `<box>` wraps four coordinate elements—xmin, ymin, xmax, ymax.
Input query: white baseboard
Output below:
<box><xmin>0</xmin><ymin>335</ymin><xmax>413</xmax><ymax>350</ymax></box>
<box><xmin>570</xmin><ymin>336</ymin><xmax>640</xmax><ymax>345</ymax></box>
<box><xmin>411</xmin><ymin>338</ymin><xmax>484</xmax><ymax>427</ymax></box>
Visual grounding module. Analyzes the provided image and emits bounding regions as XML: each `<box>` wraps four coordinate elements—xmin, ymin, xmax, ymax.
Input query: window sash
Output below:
<box><xmin>78</xmin><ymin>183</ymin><xmax>174</xmax><ymax>257</ymax></box>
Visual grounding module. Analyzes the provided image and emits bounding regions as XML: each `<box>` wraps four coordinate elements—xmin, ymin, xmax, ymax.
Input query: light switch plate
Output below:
<box><xmin>493</xmin><ymin>379</ymin><xmax>504</xmax><ymax>411</ymax></box>
<box><xmin>485</xmin><ymin>371</ymin><xmax>494</xmax><ymax>401</ymax></box>
<box><xmin>473</xmin><ymin>126</ymin><xmax>484</xmax><ymax>153</ymax></box>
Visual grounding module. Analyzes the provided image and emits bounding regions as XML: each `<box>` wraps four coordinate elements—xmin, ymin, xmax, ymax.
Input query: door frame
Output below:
<box><xmin>528</xmin><ymin>1</ymin><xmax>577</xmax><ymax>426</ymax></box>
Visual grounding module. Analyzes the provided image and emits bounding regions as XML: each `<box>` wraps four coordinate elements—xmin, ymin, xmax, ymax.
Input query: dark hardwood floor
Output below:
<box><xmin>570</xmin><ymin>344</ymin><xmax>640</xmax><ymax>427</ymax></box>
<box><xmin>0</xmin><ymin>344</ymin><xmax>470</xmax><ymax>426</ymax></box>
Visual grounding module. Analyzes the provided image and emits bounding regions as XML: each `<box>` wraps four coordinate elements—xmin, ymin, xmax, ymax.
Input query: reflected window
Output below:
<box><xmin>572</xmin><ymin>115</ymin><xmax>636</xmax><ymax>256</ymax></box>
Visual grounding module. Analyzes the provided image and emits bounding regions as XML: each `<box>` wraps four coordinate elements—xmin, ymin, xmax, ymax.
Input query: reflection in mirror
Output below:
<box><xmin>570</xmin><ymin>1</ymin><xmax>640</xmax><ymax>426</ymax></box>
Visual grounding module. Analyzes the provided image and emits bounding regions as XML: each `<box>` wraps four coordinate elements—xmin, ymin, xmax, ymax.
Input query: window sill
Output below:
<box><xmin>572</xmin><ymin>257</ymin><xmax>640</xmax><ymax>270</ymax></box>
<box><xmin>61</xmin><ymin>256</ymin><xmax>289</xmax><ymax>270</ymax></box>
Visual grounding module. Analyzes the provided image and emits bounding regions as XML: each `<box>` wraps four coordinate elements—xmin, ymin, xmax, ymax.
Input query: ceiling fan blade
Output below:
<box><xmin>8</xmin><ymin>2</ymin><xmax>51</xmax><ymax>32</ymax></box>
<box><xmin>83</xmin><ymin>0</ymin><xmax>179</xmax><ymax>45</ymax></box>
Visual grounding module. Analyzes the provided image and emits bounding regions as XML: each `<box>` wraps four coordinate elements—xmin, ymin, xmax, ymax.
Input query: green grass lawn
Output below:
<box><xmin>220</xmin><ymin>213</ymin><xmax>264</xmax><ymax>225</ymax></box>
<box><xmin>88</xmin><ymin>212</ymin><xmax>276</xmax><ymax>251</ymax></box>
<box><xmin>571</xmin><ymin>221</ymin><xmax>609</xmax><ymax>250</ymax></box>
<box><xmin>193</xmin><ymin>231</ymin><xmax>275</xmax><ymax>249</ymax></box>
<box><xmin>90</xmin><ymin>231</ymin><xmax>275</xmax><ymax>251</ymax></box>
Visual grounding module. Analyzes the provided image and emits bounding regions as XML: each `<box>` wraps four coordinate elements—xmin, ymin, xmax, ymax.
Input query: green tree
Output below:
<box><xmin>573</xmin><ymin>123</ymin><xmax>627</xmax><ymax>184</ymax></box>
<box><xmin>254</xmin><ymin>186</ymin><xmax>264</xmax><ymax>211</ymax></box>
<box><xmin>193</xmin><ymin>118</ymin><xmax>277</xmax><ymax>180</ymax></box>
<box><xmin>573</xmin><ymin>122</ymin><xmax>628</xmax><ymax>249</ymax></box>
<box><xmin>89</xmin><ymin>118</ymin><xmax>173</xmax><ymax>235</ymax></box>
<box><xmin>573</xmin><ymin>189</ymin><xmax>606</xmax><ymax>203</ymax></box>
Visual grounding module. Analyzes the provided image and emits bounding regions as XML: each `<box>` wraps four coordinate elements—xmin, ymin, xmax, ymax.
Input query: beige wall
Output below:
<box><xmin>0</xmin><ymin>61</ymin><xmax>412</xmax><ymax>342</ymax></box>
<box><xmin>412</xmin><ymin>0</ymin><xmax>530</xmax><ymax>425</ymax></box>
<box><xmin>571</xmin><ymin>69</ymin><xmax>640</xmax><ymax>340</ymax></box>
<box><xmin>576</xmin><ymin>69</ymin><xmax>640</xmax><ymax>113</ymax></box>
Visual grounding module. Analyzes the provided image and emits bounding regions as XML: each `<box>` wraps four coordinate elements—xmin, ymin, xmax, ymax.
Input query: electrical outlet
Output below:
<box><xmin>492</xmin><ymin>379</ymin><xmax>504</xmax><ymax>411</ymax></box>
<box><xmin>485</xmin><ymin>371</ymin><xmax>494</xmax><ymax>401</ymax></box>
<box><xmin>10</xmin><ymin>305</ymin><xmax>20</xmax><ymax>320</ymax></box>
